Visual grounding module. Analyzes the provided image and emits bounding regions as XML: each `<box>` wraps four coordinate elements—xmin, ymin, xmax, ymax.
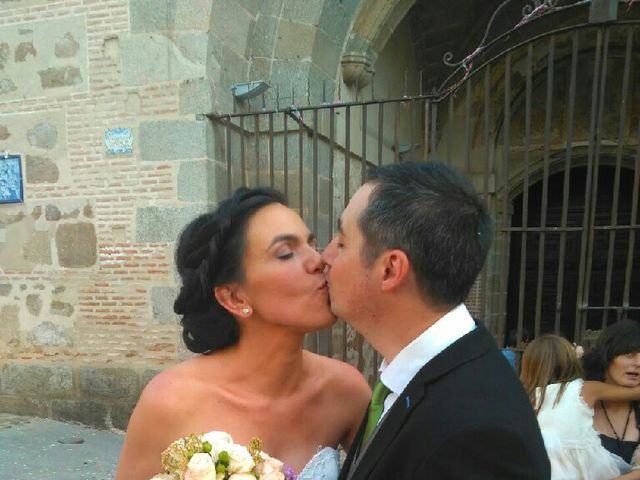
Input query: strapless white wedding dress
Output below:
<box><xmin>297</xmin><ymin>447</ymin><xmax>340</xmax><ymax>480</ymax></box>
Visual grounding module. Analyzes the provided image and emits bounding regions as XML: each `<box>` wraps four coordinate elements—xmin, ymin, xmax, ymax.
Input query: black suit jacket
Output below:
<box><xmin>340</xmin><ymin>322</ymin><xmax>550</xmax><ymax>479</ymax></box>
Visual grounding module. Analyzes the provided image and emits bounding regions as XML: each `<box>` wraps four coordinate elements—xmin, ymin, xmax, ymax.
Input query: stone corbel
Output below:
<box><xmin>341</xmin><ymin>52</ymin><xmax>375</xmax><ymax>89</ymax></box>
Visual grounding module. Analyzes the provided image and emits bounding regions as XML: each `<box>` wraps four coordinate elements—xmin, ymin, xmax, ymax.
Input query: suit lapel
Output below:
<box><xmin>347</xmin><ymin>322</ymin><xmax>494</xmax><ymax>480</ymax></box>
<box><xmin>348</xmin><ymin>380</ymin><xmax>425</xmax><ymax>479</ymax></box>
<box><xmin>339</xmin><ymin>412</ymin><xmax>367</xmax><ymax>480</ymax></box>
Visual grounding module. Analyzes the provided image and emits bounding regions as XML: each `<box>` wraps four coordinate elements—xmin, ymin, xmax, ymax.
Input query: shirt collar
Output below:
<box><xmin>379</xmin><ymin>303</ymin><xmax>476</xmax><ymax>396</ymax></box>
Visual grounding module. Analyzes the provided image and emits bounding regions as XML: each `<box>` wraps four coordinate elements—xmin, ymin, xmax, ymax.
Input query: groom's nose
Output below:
<box><xmin>322</xmin><ymin>238</ymin><xmax>337</xmax><ymax>265</ymax></box>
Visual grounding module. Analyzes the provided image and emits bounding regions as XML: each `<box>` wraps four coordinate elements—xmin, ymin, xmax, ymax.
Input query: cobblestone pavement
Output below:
<box><xmin>0</xmin><ymin>413</ymin><xmax>124</xmax><ymax>480</ymax></box>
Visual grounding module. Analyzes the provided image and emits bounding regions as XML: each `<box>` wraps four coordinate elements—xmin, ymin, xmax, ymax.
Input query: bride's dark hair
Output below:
<box><xmin>173</xmin><ymin>187</ymin><xmax>287</xmax><ymax>354</ymax></box>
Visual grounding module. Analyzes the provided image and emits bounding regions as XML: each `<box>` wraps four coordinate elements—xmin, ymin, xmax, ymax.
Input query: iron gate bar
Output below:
<box><xmin>575</xmin><ymin>27</ymin><xmax>602</xmax><ymax>336</ymax></box>
<box><xmin>361</xmin><ymin>104</ymin><xmax>368</xmax><ymax>183</ymax></box>
<box><xmin>447</xmin><ymin>95</ymin><xmax>454</xmax><ymax>165</ymax></box>
<box><xmin>268</xmin><ymin>113</ymin><xmax>275</xmax><ymax>187</ymax></box>
<box><xmin>464</xmin><ymin>80</ymin><xmax>472</xmax><ymax>173</ymax></box>
<box><xmin>239</xmin><ymin>116</ymin><xmax>245</xmax><ymax>186</ymax></box>
<box><xmin>429</xmin><ymin>102</ymin><xmax>437</xmax><ymax>160</ymax></box>
<box><xmin>312</xmin><ymin>109</ymin><xmax>319</xmax><ymax>247</ymax></box>
<box><xmin>483</xmin><ymin>65</ymin><xmax>492</xmax><ymax>208</ymax></box>
<box><xmin>328</xmin><ymin>105</ymin><xmax>336</xmax><ymax>254</ymax></box>
<box><xmin>588</xmin><ymin>27</ymin><xmax>611</xmax><ymax>330</ymax></box>
<box><xmin>499</xmin><ymin>51</ymin><xmax>512</xmax><ymax>347</ymax></box>
<box><xmin>582</xmin><ymin>307</ymin><xmax>640</xmax><ymax>310</ymax></box>
<box><xmin>603</xmin><ymin>27</ymin><xmax>634</xmax><ymax>324</ymax></box>
<box><xmin>345</xmin><ymin>104</ymin><xmax>351</xmax><ymax>201</ymax></box>
<box><xmin>321</xmin><ymin>106</ymin><xmax>336</xmax><ymax>359</ymax></box>
<box><xmin>283</xmin><ymin>114</ymin><xmax>288</xmax><ymax>199</ymax></box>
<box><xmin>592</xmin><ymin>225</ymin><xmax>640</xmax><ymax>231</ymax></box>
<box><xmin>342</xmin><ymin>105</ymin><xmax>351</xmax><ymax>363</ymax></box>
<box><xmin>423</xmin><ymin>99</ymin><xmax>429</xmax><ymax>162</ymax></box>
<box><xmin>517</xmin><ymin>42</ymin><xmax>533</xmax><ymax>342</ymax></box>
<box><xmin>500</xmin><ymin>227</ymin><xmax>585</xmax><ymax>232</ymax></box>
<box><xmin>305</xmin><ymin>106</ymin><xmax>318</xmax><ymax>351</ymax></box>
<box><xmin>562</xmin><ymin>30</ymin><xmax>579</xmax><ymax>340</ymax></box>
<box><xmin>297</xmin><ymin>109</ymin><xmax>303</xmax><ymax>218</ymax></box>
<box><xmin>211</xmin><ymin>95</ymin><xmax>437</xmax><ymax>119</ymax></box>
<box><xmin>225</xmin><ymin>117</ymin><xmax>232</xmax><ymax>196</ymax></box>
<box><xmin>378</xmin><ymin>103</ymin><xmax>384</xmax><ymax>167</ymax></box>
<box><xmin>393</xmin><ymin>103</ymin><xmax>400</xmax><ymax>164</ymax></box>
<box><xmin>625</xmin><ymin>117</ymin><xmax>640</xmax><ymax>307</ymax></box>
<box><xmin>254</xmin><ymin>115</ymin><xmax>260</xmax><ymax>186</ymax></box>
<box><xmin>482</xmin><ymin>66</ymin><xmax>492</xmax><ymax>325</ymax></box>
<box><xmin>410</xmin><ymin>98</ymin><xmax>416</xmax><ymax>157</ymax></box>
<box><xmin>414</xmin><ymin>98</ymin><xmax>420</xmax><ymax>156</ymax></box>
<box><xmin>535</xmin><ymin>35</ymin><xmax>555</xmax><ymax>337</ymax></box>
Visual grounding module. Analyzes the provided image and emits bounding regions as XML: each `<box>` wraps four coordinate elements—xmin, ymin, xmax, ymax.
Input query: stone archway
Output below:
<box><xmin>341</xmin><ymin>0</ymin><xmax>416</xmax><ymax>88</ymax></box>
<box><xmin>203</xmin><ymin>0</ymin><xmax>420</xmax><ymax>110</ymax></box>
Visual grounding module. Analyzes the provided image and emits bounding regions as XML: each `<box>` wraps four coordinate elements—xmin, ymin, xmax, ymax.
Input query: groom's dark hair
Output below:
<box><xmin>359</xmin><ymin>161</ymin><xmax>492</xmax><ymax>307</ymax></box>
<box><xmin>174</xmin><ymin>187</ymin><xmax>286</xmax><ymax>354</ymax></box>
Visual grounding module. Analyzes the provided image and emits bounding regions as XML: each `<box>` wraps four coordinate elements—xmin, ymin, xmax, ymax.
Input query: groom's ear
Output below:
<box><xmin>379</xmin><ymin>249</ymin><xmax>410</xmax><ymax>292</ymax></box>
<box><xmin>214</xmin><ymin>284</ymin><xmax>249</xmax><ymax>317</ymax></box>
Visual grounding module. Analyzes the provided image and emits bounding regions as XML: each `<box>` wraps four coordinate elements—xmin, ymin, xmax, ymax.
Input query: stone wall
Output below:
<box><xmin>0</xmin><ymin>362</ymin><xmax>161</xmax><ymax>429</ymax></box>
<box><xmin>0</xmin><ymin>0</ymin><xmax>189</xmax><ymax>429</ymax></box>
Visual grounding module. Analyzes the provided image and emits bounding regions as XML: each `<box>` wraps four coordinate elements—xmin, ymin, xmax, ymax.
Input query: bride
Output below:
<box><xmin>115</xmin><ymin>187</ymin><xmax>371</xmax><ymax>480</ymax></box>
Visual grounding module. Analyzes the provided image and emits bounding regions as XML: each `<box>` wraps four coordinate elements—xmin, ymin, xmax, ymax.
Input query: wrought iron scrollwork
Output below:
<box><xmin>522</xmin><ymin>0</ymin><xmax>558</xmax><ymax>18</ymax></box>
<box><xmin>442</xmin><ymin>0</ymin><xmax>512</xmax><ymax>70</ymax></box>
<box><xmin>438</xmin><ymin>0</ymin><xmax>596</xmax><ymax>96</ymax></box>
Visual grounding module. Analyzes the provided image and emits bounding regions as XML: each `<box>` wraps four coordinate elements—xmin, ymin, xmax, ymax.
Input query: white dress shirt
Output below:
<box><xmin>378</xmin><ymin>303</ymin><xmax>476</xmax><ymax>420</ymax></box>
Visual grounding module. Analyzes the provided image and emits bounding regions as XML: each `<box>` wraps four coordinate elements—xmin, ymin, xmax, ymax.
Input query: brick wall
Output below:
<box><xmin>0</xmin><ymin>0</ymin><xmax>186</xmax><ymax>429</ymax></box>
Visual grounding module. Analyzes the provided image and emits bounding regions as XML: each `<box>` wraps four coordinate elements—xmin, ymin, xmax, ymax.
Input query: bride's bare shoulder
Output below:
<box><xmin>137</xmin><ymin>356</ymin><xmax>215</xmax><ymax>412</ymax></box>
<box><xmin>304</xmin><ymin>352</ymin><xmax>371</xmax><ymax>399</ymax></box>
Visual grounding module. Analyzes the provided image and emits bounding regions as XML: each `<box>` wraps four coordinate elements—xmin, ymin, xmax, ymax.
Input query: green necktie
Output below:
<box><xmin>362</xmin><ymin>379</ymin><xmax>391</xmax><ymax>444</ymax></box>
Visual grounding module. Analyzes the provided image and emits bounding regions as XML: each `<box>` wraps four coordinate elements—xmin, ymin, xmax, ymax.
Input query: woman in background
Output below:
<box><xmin>583</xmin><ymin>320</ymin><xmax>640</xmax><ymax>475</ymax></box>
<box><xmin>521</xmin><ymin>334</ymin><xmax>640</xmax><ymax>479</ymax></box>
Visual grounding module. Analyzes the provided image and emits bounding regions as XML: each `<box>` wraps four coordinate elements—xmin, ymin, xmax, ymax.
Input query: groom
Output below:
<box><xmin>323</xmin><ymin>162</ymin><xmax>550</xmax><ymax>479</ymax></box>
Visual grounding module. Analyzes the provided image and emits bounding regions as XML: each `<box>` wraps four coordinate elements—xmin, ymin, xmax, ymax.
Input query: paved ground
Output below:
<box><xmin>0</xmin><ymin>413</ymin><xmax>124</xmax><ymax>480</ymax></box>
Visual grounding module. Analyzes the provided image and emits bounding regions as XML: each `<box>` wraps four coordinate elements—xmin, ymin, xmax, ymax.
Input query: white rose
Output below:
<box><xmin>226</xmin><ymin>444</ymin><xmax>255</xmax><ymax>474</ymax></box>
<box><xmin>216</xmin><ymin>473</ymin><xmax>225</xmax><ymax>480</ymax></box>
<box><xmin>201</xmin><ymin>431</ymin><xmax>234</xmax><ymax>460</ymax></box>
<box><xmin>255</xmin><ymin>452</ymin><xmax>284</xmax><ymax>475</ymax></box>
<box><xmin>259</xmin><ymin>473</ymin><xmax>285</xmax><ymax>480</ymax></box>
<box><xmin>228</xmin><ymin>474</ymin><xmax>257</xmax><ymax>480</ymax></box>
<box><xmin>185</xmin><ymin>453</ymin><xmax>217</xmax><ymax>480</ymax></box>
<box><xmin>150</xmin><ymin>475</ymin><xmax>175</xmax><ymax>480</ymax></box>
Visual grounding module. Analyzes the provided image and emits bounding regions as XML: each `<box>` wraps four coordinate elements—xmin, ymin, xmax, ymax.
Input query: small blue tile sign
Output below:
<box><xmin>0</xmin><ymin>154</ymin><xmax>24</xmax><ymax>204</ymax></box>
<box><xmin>105</xmin><ymin>127</ymin><xmax>134</xmax><ymax>155</ymax></box>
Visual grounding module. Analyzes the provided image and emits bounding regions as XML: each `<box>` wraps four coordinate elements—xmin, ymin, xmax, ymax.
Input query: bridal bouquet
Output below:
<box><xmin>150</xmin><ymin>430</ymin><xmax>297</xmax><ymax>480</ymax></box>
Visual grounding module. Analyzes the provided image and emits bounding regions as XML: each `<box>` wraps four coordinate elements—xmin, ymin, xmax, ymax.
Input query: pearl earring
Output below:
<box><xmin>242</xmin><ymin>307</ymin><xmax>251</xmax><ymax>316</ymax></box>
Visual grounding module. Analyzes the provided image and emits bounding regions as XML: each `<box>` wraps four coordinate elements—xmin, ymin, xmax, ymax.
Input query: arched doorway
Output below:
<box><xmin>507</xmin><ymin>164</ymin><xmax>640</xmax><ymax>343</ymax></box>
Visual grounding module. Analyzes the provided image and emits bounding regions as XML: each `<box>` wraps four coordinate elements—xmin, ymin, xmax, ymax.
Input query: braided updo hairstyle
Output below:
<box><xmin>174</xmin><ymin>187</ymin><xmax>287</xmax><ymax>354</ymax></box>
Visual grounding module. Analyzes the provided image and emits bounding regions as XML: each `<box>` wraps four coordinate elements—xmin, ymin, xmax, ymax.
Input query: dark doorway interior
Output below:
<box><xmin>507</xmin><ymin>164</ymin><xmax>640</xmax><ymax>342</ymax></box>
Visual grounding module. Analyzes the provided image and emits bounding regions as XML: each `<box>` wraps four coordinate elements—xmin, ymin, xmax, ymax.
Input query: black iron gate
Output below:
<box><xmin>208</xmin><ymin>0</ymin><xmax>640</xmax><ymax>378</ymax></box>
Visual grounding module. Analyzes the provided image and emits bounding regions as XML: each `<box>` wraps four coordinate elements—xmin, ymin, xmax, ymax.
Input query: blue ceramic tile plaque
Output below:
<box><xmin>0</xmin><ymin>154</ymin><xmax>24</xmax><ymax>204</ymax></box>
<box><xmin>105</xmin><ymin>127</ymin><xmax>134</xmax><ymax>155</ymax></box>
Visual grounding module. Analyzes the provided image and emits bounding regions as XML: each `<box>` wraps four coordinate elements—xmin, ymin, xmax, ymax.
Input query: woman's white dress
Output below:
<box><xmin>536</xmin><ymin>379</ymin><xmax>620</xmax><ymax>480</ymax></box>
